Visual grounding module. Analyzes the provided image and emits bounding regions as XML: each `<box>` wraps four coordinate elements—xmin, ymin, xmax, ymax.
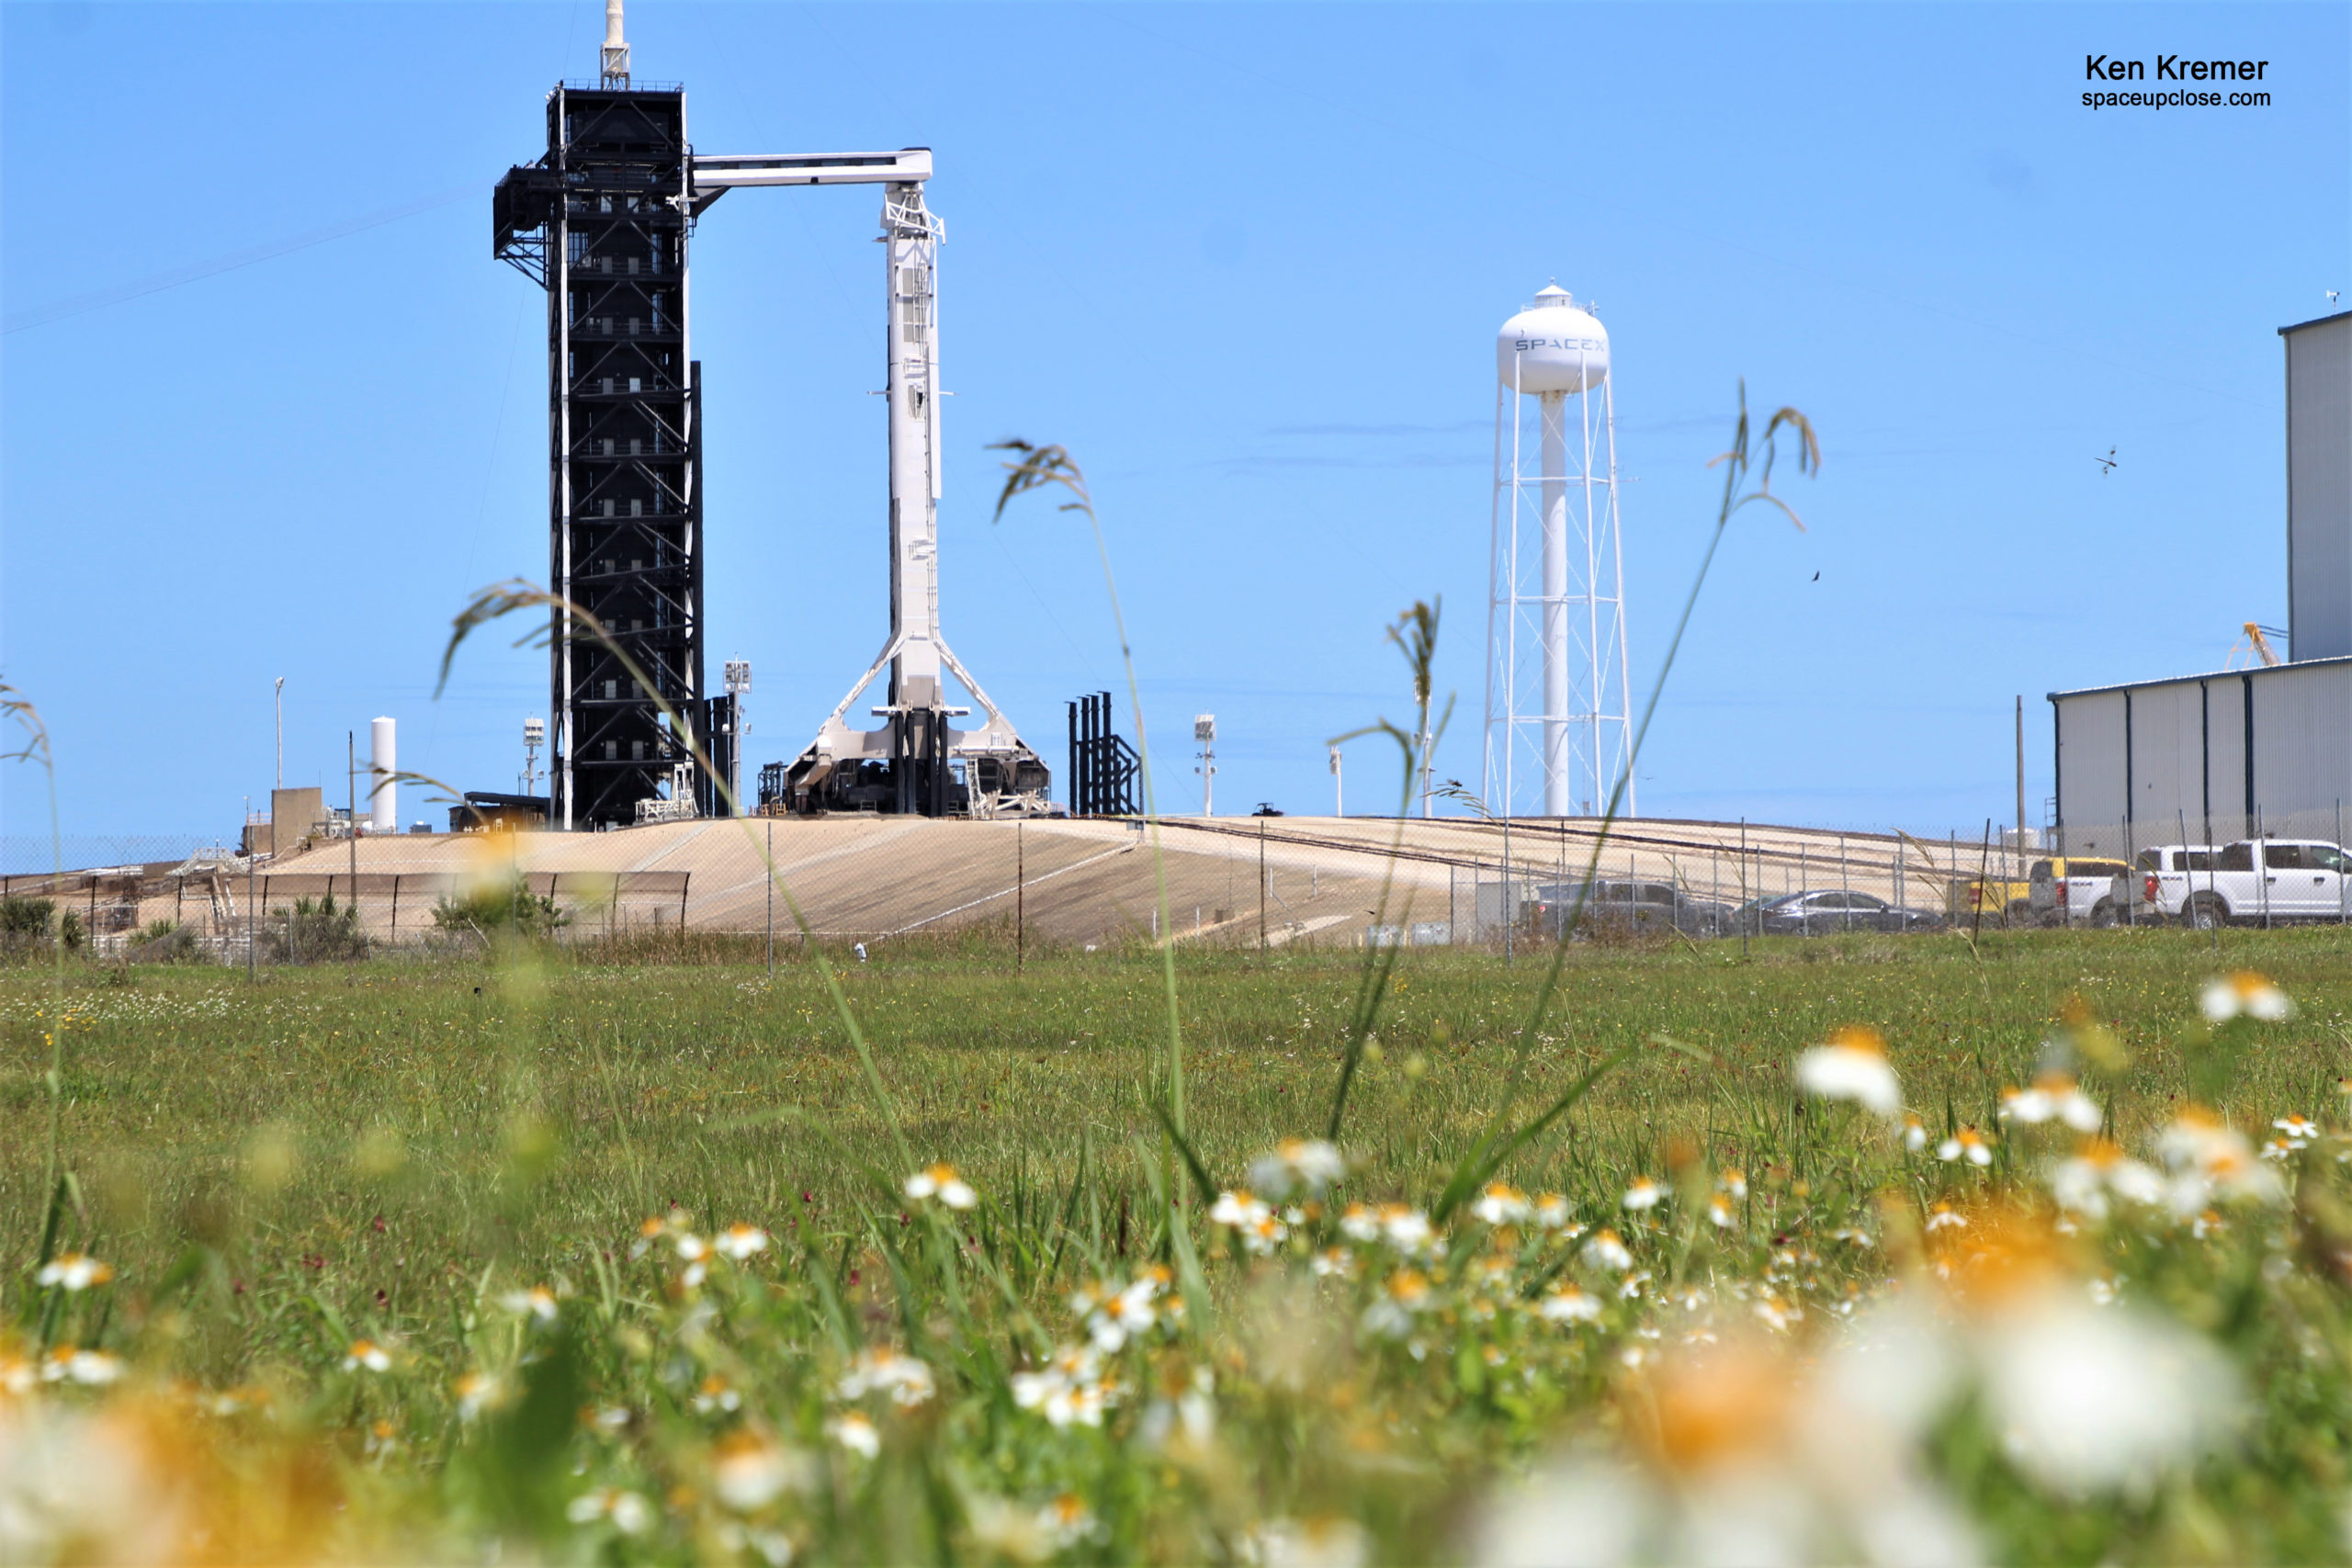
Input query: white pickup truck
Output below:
<box><xmin>2126</xmin><ymin>840</ymin><xmax>2352</xmax><ymax>928</ymax></box>
<box><xmin>2027</xmin><ymin>856</ymin><xmax>2133</xmax><ymax>927</ymax></box>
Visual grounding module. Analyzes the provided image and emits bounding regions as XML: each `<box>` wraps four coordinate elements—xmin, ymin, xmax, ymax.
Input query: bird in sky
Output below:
<box><xmin>1811</xmin><ymin>571</ymin><xmax>1820</xmax><ymax>581</ymax></box>
<box><xmin>2097</xmin><ymin>447</ymin><xmax>2117</xmax><ymax>476</ymax></box>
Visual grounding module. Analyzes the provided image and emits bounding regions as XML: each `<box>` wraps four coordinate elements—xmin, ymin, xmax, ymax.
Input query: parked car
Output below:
<box><xmin>1521</xmin><ymin>879</ymin><xmax>1728</xmax><ymax>938</ymax></box>
<box><xmin>2134</xmin><ymin>839</ymin><xmax>2352</xmax><ymax>927</ymax></box>
<box><xmin>2027</xmin><ymin>856</ymin><xmax>2134</xmax><ymax>927</ymax></box>
<box><xmin>1737</xmin><ymin>888</ymin><xmax>1944</xmax><ymax>935</ymax></box>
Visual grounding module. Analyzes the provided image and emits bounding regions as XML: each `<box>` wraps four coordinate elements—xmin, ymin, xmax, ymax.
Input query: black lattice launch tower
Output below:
<box><xmin>493</xmin><ymin>37</ymin><xmax>728</xmax><ymax>829</ymax></box>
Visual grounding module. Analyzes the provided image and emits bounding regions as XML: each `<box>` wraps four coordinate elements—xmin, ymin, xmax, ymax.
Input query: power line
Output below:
<box><xmin>4</xmin><ymin>183</ymin><xmax>472</xmax><ymax>335</ymax></box>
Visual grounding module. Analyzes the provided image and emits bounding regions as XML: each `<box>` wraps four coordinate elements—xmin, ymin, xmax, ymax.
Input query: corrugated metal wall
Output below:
<box><xmin>2287</xmin><ymin>314</ymin><xmax>2352</xmax><ymax>661</ymax></box>
<box><xmin>2128</xmin><ymin>681</ymin><xmax>2200</xmax><ymax>833</ymax></box>
<box><xmin>2251</xmin><ymin>661</ymin><xmax>2352</xmax><ymax>821</ymax></box>
<box><xmin>2053</xmin><ymin>660</ymin><xmax>2352</xmax><ymax>843</ymax></box>
<box><xmin>2055</xmin><ymin>690</ymin><xmax>2128</xmax><ymax>831</ymax></box>
<box><xmin>2206</xmin><ymin>676</ymin><xmax>2249</xmax><ymax>837</ymax></box>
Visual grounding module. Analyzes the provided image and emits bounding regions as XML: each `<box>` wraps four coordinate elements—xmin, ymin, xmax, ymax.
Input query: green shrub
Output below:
<box><xmin>264</xmin><ymin>894</ymin><xmax>367</xmax><ymax>963</ymax></box>
<box><xmin>432</xmin><ymin>874</ymin><xmax>570</xmax><ymax>942</ymax></box>
<box><xmin>128</xmin><ymin>919</ymin><xmax>210</xmax><ymax>964</ymax></box>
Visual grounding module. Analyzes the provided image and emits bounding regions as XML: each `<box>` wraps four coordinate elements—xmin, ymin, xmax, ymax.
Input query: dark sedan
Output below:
<box><xmin>1734</xmin><ymin>889</ymin><xmax>1943</xmax><ymax>935</ymax></box>
<box><xmin>1521</xmin><ymin>880</ymin><xmax>1730</xmax><ymax>939</ymax></box>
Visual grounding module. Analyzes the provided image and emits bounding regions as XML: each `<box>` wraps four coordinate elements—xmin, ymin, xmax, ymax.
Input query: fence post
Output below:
<box><xmin>1258</xmin><ymin>819</ymin><xmax>1267</xmax><ymax>953</ymax></box>
<box><xmin>1838</xmin><ymin>832</ymin><xmax>1849</xmax><ymax>928</ymax></box>
<box><xmin>1501</xmin><ymin>814</ymin><xmax>1512</xmax><ymax>966</ymax></box>
<box><xmin>1738</xmin><ymin>818</ymin><xmax>1749</xmax><ymax>958</ymax></box>
<box><xmin>1017</xmin><ymin>819</ymin><xmax>1026</xmax><ymax>972</ymax></box>
<box><xmin>2258</xmin><ymin>807</ymin><xmax>2270</xmax><ymax>930</ymax></box>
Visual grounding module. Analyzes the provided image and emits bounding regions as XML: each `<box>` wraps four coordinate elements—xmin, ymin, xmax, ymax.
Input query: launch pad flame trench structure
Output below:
<box><xmin>1485</xmin><ymin>285</ymin><xmax>1634</xmax><ymax>820</ymax></box>
<box><xmin>492</xmin><ymin>1</ymin><xmax>1046</xmax><ymax>829</ymax></box>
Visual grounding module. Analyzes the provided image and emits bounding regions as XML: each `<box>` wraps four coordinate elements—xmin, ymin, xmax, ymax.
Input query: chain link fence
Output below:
<box><xmin>15</xmin><ymin>805</ymin><xmax>2347</xmax><ymax>964</ymax></box>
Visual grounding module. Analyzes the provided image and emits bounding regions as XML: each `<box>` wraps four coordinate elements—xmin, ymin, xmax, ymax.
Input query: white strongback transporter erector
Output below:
<box><xmin>688</xmin><ymin>149</ymin><xmax>1048</xmax><ymax>817</ymax></box>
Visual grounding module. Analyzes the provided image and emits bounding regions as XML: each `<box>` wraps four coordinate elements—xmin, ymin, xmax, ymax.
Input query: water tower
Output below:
<box><xmin>1484</xmin><ymin>285</ymin><xmax>1634</xmax><ymax>819</ymax></box>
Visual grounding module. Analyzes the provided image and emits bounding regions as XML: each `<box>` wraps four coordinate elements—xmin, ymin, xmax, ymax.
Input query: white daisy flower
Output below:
<box><xmin>836</xmin><ymin>1347</ymin><xmax>936</xmax><ymax>1408</ymax></box>
<box><xmin>1581</xmin><ymin>1228</ymin><xmax>1634</xmax><ymax>1271</ymax></box>
<box><xmin>1247</xmin><ymin>1139</ymin><xmax>1347</xmax><ymax>1201</ymax></box>
<box><xmin>903</xmin><ymin>1163</ymin><xmax>978</xmax><ymax>1210</ymax></box>
<box><xmin>1538</xmin><ymin>1284</ymin><xmax>1603</xmax><ymax>1325</ymax></box>
<box><xmin>498</xmin><ymin>1285</ymin><xmax>560</xmax><ymax>1322</ymax></box>
<box><xmin>1795</xmin><ymin>1026</ymin><xmax>1904</xmax><ymax>1117</ymax></box>
<box><xmin>1937</xmin><ymin>1126</ymin><xmax>1995</xmax><ymax>1167</ymax></box>
<box><xmin>34</xmin><ymin>1254</ymin><xmax>114</xmax><ymax>1292</ymax></box>
<box><xmin>827</xmin><ymin>1410</ymin><xmax>880</xmax><ymax>1458</ymax></box>
<box><xmin>1472</xmin><ymin>1182</ymin><xmax>1532</xmax><ymax>1225</ymax></box>
<box><xmin>342</xmin><ymin>1339</ymin><xmax>392</xmax><ymax>1373</ymax></box>
<box><xmin>713</xmin><ymin>1433</ymin><xmax>808</xmax><ymax>1513</ymax></box>
<box><xmin>567</xmin><ymin>1488</ymin><xmax>653</xmax><ymax>1535</ymax></box>
<box><xmin>2199</xmin><ymin>971</ymin><xmax>2292</xmax><ymax>1023</ymax></box>
<box><xmin>717</xmin><ymin>1224</ymin><xmax>770</xmax><ymax>1260</ymax></box>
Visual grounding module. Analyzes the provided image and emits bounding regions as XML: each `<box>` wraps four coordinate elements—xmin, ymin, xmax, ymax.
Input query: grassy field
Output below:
<box><xmin>7</xmin><ymin>926</ymin><xmax>2352</xmax><ymax>1562</ymax></box>
<box><xmin>7</xmin><ymin>927</ymin><xmax>2347</xmax><ymax>1298</ymax></box>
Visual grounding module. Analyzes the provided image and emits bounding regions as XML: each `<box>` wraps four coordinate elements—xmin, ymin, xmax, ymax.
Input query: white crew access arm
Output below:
<box><xmin>692</xmin><ymin>149</ymin><xmax>932</xmax><ymax>190</ymax></box>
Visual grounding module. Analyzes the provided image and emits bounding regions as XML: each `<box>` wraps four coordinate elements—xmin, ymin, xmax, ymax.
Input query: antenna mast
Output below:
<box><xmin>601</xmin><ymin>0</ymin><xmax>630</xmax><ymax>87</ymax></box>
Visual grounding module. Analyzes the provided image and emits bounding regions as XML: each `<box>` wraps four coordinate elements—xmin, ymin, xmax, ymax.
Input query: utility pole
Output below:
<box><xmin>1329</xmin><ymin>746</ymin><xmax>1343</xmax><ymax>818</ymax></box>
<box><xmin>2014</xmin><ymin>694</ymin><xmax>2028</xmax><ymax>880</ymax></box>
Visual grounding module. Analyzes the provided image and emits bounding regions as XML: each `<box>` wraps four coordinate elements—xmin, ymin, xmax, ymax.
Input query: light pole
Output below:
<box><xmin>523</xmin><ymin>717</ymin><xmax>545</xmax><ymax>799</ymax></box>
<box><xmin>1193</xmin><ymin>715</ymin><xmax>1217</xmax><ymax>818</ymax></box>
<box><xmin>273</xmin><ymin>677</ymin><xmax>285</xmax><ymax>793</ymax></box>
<box><xmin>1329</xmin><ymin>746</ymin><xmax>1343</xmax><ymax>818</ymax></box>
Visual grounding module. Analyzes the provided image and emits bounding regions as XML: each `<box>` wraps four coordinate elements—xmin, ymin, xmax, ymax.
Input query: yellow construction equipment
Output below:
<box><xmin>2226</xmin><ymin>622</ymin><xmax>2284</xmax><ymax>669</ymax></box>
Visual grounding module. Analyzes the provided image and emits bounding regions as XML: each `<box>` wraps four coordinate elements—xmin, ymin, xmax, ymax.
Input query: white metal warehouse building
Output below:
<box><xmin>2051</xmin><ymin>658</ymin><xmax>2352</xmax><ymax>856</ymax></box>
<box><xmin>2052</xmin><ymin>308</ymin><xmax>2352</xmax><ymax>854</ymax></box>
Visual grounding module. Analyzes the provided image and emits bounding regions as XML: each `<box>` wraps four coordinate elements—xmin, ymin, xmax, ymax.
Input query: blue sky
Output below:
<box><xmin>3</xmin><ymin>2</ymin><xmax>2345</xmax><ymax>858</ymax></box>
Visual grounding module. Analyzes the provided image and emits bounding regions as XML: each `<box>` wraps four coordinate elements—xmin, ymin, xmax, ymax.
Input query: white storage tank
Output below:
<box><xmin>369</xmin><ymin>716</ymin><xmax>397</xmax><ymax>833</ymax></box>
<box><xmin>1497</xmin><ymin>285</ymin><xmax>1610</xmax><ymax>395</ymax></box>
